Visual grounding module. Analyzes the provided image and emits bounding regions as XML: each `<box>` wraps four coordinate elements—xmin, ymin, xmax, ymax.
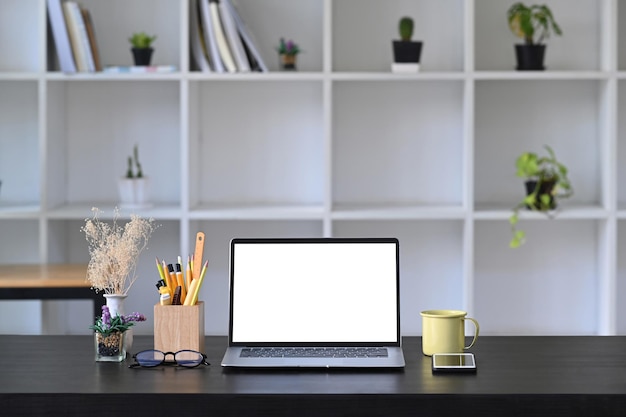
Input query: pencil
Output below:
<box><xmin>189</xmin><ymin>260</ymin><xmax>209</xmax><ymax>306</ymax></box>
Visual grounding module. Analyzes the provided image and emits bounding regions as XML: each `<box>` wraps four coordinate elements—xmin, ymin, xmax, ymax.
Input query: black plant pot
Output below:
<box><xmin>525</xmin><ymin>180</ymin><xmax>556</xmax><ymax>210</ymax></box>
<box><xmin>515</xmin><ymin>44</ymin><xmax>546</xmax><ymax>71</ymax></box>
<box><xmin>392</xmin><ymin>40</ymin><xmax>423</xmax><ymax>63</ymax></box>
<box><xmin>131</xmin><ymin>47</ymin><xmax>154</xmax><ymax>66</ymax></box>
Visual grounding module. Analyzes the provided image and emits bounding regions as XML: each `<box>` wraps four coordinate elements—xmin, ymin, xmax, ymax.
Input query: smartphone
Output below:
<box><xmin>432</xmin><ymin>353</ymin><xmax>476</xmax><ymax>373</ymax></box>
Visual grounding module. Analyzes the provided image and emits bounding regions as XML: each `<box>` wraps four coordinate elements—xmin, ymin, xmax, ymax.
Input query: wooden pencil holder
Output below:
<box><xmin>153</xmin><ymin>301</ymin><xmax>205</xmax><ymax>354</ymax></box>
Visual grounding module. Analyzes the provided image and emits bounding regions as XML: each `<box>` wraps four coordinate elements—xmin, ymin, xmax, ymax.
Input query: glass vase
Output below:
<box><xmin>279</xmin><ymin>53</ymin><xmax>297</xmax><ymax>70</ymax></box>
<box><xmin>94</xmin><ymin>331</ymin><xmax>125</xmax><ymax>362</ymax></box>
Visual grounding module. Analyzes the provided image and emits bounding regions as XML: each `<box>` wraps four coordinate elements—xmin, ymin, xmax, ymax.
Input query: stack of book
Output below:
<box><xmin>191</xmin><ymin>0</ymin><xmax>267</xmax><ymax>73</ymax></box>
<box><xmin>47</xmin><ymin>0</ymin><xmax>102</xmax><ymax>73</ymax></box>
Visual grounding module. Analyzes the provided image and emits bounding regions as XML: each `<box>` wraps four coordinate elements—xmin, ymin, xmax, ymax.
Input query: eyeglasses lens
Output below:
<box><xmin>135</xmin><ymin>350</ymin><xmax>165</xmax><ymax>367</ymax></box>
<box><xmin>135</xmin><ymin>350</ymin><xmax>166</xmax><ymax>367</ymax></box>
<box><xmin>174</xmin><ymin>350</ymin><xmax>204</xmax><ymax>367</ymax></box>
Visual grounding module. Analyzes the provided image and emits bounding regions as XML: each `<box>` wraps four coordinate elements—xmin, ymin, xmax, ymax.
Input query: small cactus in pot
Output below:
<box><xmin>392</xmin><ymin>16</ymin><xmax>423</xmax><ymax>71</ymax></box>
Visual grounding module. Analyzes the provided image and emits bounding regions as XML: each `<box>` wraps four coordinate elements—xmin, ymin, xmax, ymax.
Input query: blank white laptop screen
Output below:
<box><xmin>230</xmin><ymin>239</ymin><xmax>399</xmax><ymax>344</ymax></box>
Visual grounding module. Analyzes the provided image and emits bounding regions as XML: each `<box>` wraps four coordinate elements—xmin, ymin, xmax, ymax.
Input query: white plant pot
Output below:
<box><xmin>103</xmin><ymin>293</ymin><xmax>133</xmax><ymax>355</ymax></box>
<box><xmin>118</xmin><ymin>177</ymin><xmax>151</xmax><ymax>209</ymax></box>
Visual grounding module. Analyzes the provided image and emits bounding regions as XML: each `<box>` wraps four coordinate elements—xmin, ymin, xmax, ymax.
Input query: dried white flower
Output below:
<box><xmin>82</xmin><ymin>207</ymin><xmax>158</xmax><ymax>295</ymax></box>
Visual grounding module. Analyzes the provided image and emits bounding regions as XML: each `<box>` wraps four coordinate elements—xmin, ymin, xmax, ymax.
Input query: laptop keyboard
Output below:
<box><xmin>240</xmin><ymin>347</ymin><xmax>388</xmax><ymax>358</ymax></box>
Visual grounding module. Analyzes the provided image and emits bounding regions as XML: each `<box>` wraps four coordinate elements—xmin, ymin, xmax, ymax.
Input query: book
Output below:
<box><xmin>218</xmin><ymin>0</ymin><xmax>250</xmax><ymax>72</ymax></box>
<box><xmin>103</xmin><ymin>65</ymin><xmax>177</xmax><ymax>74</ymax></box>
<box><xmin>208</xmin><ymin>0</ymin><xmax>236</xmax><ymax>73</ymax></box>
<box><xmin>62</xmin><ymin>1</ymin><xmax>95</xmax><ymax>72</ymax></box>
<box><xmin>46</xmin><ymin>0</ymin><xmax>77</xmax><ymax>73</ymax></box>
<box><xmin>222</xmin><ymin>0</ymin><xmax>267</xmax><ymax>72</ymax></box>
<box><xmin>81</xmin><ymin>7</ymin><xmax>102</xmax><ymax>72</ymax></box>
<box><xmin>199</xmin><ymin>0</ymin><xmax>224</xmax><ymax>72</ymax></box>
<box><xmin>190</xmin><ymin>0</ymin><xmax>211</xmax><ymax>72</ymax></box>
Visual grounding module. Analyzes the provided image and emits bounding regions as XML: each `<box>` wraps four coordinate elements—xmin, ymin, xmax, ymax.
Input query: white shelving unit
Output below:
<box><xmin>0</xmin><ymin>0</ymin><xmax>624</xmax><ymax>336</ymax></box>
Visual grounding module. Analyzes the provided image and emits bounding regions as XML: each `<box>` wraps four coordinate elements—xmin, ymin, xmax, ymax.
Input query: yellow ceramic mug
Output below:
<box><xmin>420</xmin><ymin>310</ymin><xmax>479</xmax><ymax>356</ymax></box>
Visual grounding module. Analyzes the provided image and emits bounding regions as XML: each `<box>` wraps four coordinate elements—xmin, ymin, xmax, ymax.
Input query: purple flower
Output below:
<box><xmin>101</xmin><ymin>305</ymin><xmax>111</xmax><ymax>327</ymax></box>
<box><xmin>122</xmin><ymin>312</ymin><xmax>146</xmax><ymax>323</ymax></box>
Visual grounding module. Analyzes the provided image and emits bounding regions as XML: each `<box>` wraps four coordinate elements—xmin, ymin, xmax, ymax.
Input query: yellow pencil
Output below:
<box><xmin>189</xmin><ymin>260</ymin><xmax>209</xmax><ymax>306</ymax></box>
<box><xmin>186</xmin><ymin>256</ymin><xmax>192</xmax><ymax>290</ymax></box>
<box><xmin>162</xmin><ymin>260</ymin><xmax>174</xmax><ymax>296</ymax></box>
<box><xmin>155</xmin><ymin>257</ymin><xmax>166</xmax><ymax>281</ymax></box>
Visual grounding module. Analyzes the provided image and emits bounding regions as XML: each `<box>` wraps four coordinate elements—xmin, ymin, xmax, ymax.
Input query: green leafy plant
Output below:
<box><xmin>125</xmin><ymin>144</ymin><xmax>143</xmax><ymax>179</ymax></box>
<box><xmin>507</xmin><ymin>3</ymin><xmax>562</xmax><ymax>45</ymax></box>
<box><xmin>509</xmin><ymin>145</ymin><xmax>573</xmax><ymax>248</ymax></box>
<box><xmin>276</xmin><ymin>38</ymin><xmax>300</xmax><ymax>56</ymax></box>
<box><xmin>90</xmin><ymin>305</ymin><xmax>146</xmax><ymax>336</ymax></box>
<box><xmin>128</xmin><ymin>32</ymin><xmax>156</xmax><ymax>49</ymax></box>
<box><xmin>398</xmin><ymin>16</ymin><xmax>414</xmax><ymax>41</ymax></box>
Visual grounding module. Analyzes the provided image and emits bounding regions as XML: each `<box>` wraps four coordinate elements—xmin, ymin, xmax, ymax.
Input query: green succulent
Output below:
<box><xmin>129</xmin><ymin>32</ymin><xmax>156</xmax><ymax>49</ymax></box>
<box><xmin>398</xmin><ymin>17</ymin><xmax>414</xmax><ymax>41</ymax></box>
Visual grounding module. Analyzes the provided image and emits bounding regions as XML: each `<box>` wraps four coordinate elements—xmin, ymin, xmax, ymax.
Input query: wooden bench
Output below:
<box><xmin>0</xmin><ymin>264</ymin><xmax>103</xmax><ymax>319</ymax></box>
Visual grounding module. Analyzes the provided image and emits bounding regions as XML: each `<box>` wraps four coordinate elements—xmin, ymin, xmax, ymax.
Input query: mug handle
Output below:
<box><xmin>462</xmin><ymin>317</ymin><xmax>480</xmax><ymax>350</ymax></box>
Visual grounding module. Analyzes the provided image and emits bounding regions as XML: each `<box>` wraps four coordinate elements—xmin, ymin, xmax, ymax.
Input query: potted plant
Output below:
<box><xmin>276</xmin><ymin>38</ymin><xmax>300</xmax><ymax>70</ymax></box>
<box><xmin>392</xmin><ymin>16</ymin><xmax>423</xmax><ymax>73</ymax></box>
<box><xmin>509</xmin><ymin>145</ymin><xmax>573</xmax><ymax>248</ymax></box>
<box><xmin>118</xmin><ymin>144</ymin><xmax>151</xmax><ymax>208</ymax></box>
<box><xmin>83</xmin><ymin>207</ymin><xmax>158</xmax><ymax>354</ymax></box>
<box><xmin>129</xmin><ymin>32</ymin><xmax>156</xmax><ymax>66</ymax></box>
<box><xmin>507</xmin><ymin>3</ymin><xmax>562</xmax><ymax>70</ymax></box>
<box><xmin>91</xmin><ymin>305</ymin><xmax>146</xmax><ymax>362</ymax></box>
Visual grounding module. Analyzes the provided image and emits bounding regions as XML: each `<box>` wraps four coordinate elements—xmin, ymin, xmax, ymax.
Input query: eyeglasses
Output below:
<box><xmin>129</xmin><ymin>349</ymin><xmax>209</xmax><ymax>368</ymax></box>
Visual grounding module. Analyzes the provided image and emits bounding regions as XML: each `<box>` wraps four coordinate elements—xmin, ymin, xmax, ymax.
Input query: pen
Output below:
<box><xmin>175</xmin><ymin>263</ymin><xmax>186</xmax><ymax>304</ymax></box>
<box><xmin>172</xmin><ymin>286</ymin><xmax>182</xmax><ymax>305</ymax></box>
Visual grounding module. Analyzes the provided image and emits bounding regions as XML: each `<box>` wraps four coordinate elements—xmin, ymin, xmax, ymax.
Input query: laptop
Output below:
<box><xmin>221</xmin><ymin>237</ymin><xmax>405</xmax><ymax>368</ymax></box>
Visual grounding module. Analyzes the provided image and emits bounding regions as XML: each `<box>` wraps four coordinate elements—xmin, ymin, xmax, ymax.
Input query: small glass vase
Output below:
<box><xmin>279</xmin><ymin>53</ymin><xmax>297</xmax><ymax>70</ymax></box>
<box><xmin>95</xmin><ymin>331</ymin><xmax>126</xmax><ymax>362</ymax></box>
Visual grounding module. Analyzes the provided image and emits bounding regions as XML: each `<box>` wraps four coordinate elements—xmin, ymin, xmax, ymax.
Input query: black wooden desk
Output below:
<box><xmin>1</xmin><ymin>335</ymin><xmax>625</xmax><ymax>417</ymax></box>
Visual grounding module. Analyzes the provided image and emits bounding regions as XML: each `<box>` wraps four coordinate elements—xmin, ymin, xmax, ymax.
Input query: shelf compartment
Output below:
<box><xmin>0</xmin><ymin>219</ymin><xmax>40</xmax><ymax>264</ymax></box>
<box><xmin>45</xmin><ymin>80</ymin><xmax>181</xmax><ymax>208</ymax></box>
<box><xmin>475</xmin><ymin>0</ymin><xmax>604</xmax><ymax>72</ymax></box>
<box><xmin>0</xmin><ymin>0</ymin><xmax>41</xmax><ymax>73</ymax></box>
<box><xmin>333</xmin><ymin>80</ymin><xmax>464</xmax><ymax>207</ymax></box>
<box><xmin>474</xmin><ymin>80</ymin><xmax>604</xmax><ymax>209</ymax></box>
<box><xmin>229</xmin><ymin>0</ymin><xmax>323</xmax><ymax>73</ymax></box>
<box><xmin>51</xmin><ymin>0</ymin><xmax>182</xmax><ymax>72</ymax></box>
<box><xmin>474</xmin><ymin>220</ymin><xmax>599</xmax><ymax>335</ymax></box>
<box><xmin>188</xmin><ymin>80</ymin><xmax>324</xmax><ymax>208</ymax></box>
<box><xmin>332</xmin><ymin>219</ymin><xmax>465</xmax><ymax>336</ymax></box>
<box><xmin>0</xmin><ymin>81</ymin><xmax>40</xmax><ymax>207</ymax></box>
<box><xmin>332</xmin><ymin>0</ymin><xmax>464</xmax><ymax>73</ymax></box>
